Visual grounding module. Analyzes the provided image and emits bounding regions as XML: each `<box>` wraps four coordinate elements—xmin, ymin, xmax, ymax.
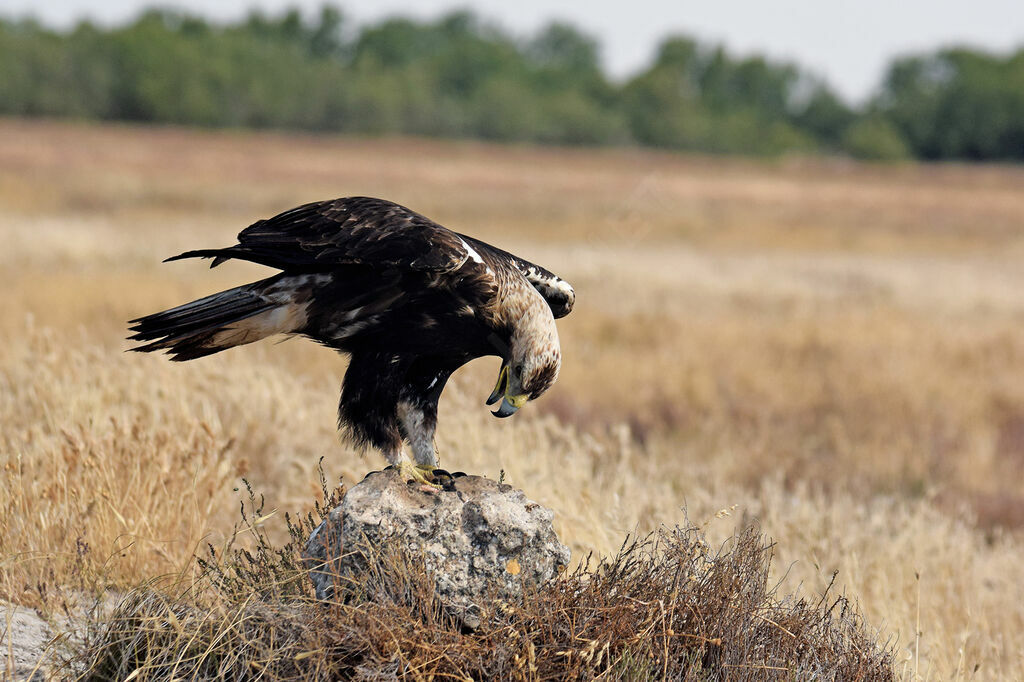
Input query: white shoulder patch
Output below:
<box><xmin>459</xmin><ymin>238</ymin><xmax>494</xmax><ymax>276</ymax></box>
<box><xmin>459</xmin><ymin>238</ymin><xmax>485</xmax><ymax>265</ymax></box>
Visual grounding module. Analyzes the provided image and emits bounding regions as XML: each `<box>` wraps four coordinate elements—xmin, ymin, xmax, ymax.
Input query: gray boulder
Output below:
<box><xmin>303</xmin><ymin>469</ymin><xmax>570</xmax><ymax>624</ymax></box>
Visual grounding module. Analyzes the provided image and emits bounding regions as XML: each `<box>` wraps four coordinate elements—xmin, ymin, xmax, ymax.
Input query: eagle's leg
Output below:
<box><xmin>388</xmin><ymin>398</ymin><xmax>440</xmax><ymax>489</ymax></box>
<box><xmin>339</xmin><ymin>353</ymin><xmax>441</xmax><ymax>488</ymax></box>
<box><xmin>397</xmin><ymin>362</ymin><xmax>451</xmax><ymax>468</ymax></box>
<box><xmin>397</xmin><ymin>399</ymin><xmax>439</xmax><ymax>467</ymax></box>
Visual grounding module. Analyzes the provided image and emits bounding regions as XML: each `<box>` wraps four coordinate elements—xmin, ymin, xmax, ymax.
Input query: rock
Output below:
<box><xmin>303</xmin><ymin>469</ymin><xmax>570</xmax><ymax>624</ymax></box>
<box><xmin>0</xmin><ymin>602</ymin><xmax>52</xmax><ymax>681</ymax></box>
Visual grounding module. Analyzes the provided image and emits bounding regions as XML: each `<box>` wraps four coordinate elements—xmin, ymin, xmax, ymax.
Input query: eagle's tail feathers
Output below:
<box><xmin>128</xmin><ymin>279</ymin><xmax>307</xmax><ymax>361</ymax></box>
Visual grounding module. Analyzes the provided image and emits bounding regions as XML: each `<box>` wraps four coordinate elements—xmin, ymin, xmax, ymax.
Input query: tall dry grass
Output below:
<box><xmin>2</xmin><ymin>119</ymin><xmax>1024</xmax><ymax>679</ymax></box>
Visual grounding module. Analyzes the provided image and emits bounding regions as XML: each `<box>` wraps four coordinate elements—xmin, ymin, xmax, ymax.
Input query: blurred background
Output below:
<box><xmin>1</xmin><ymin>1</ymin><xmax>1023</xmax><ymax>679</ymax></box>
<box><xmin>0</xmin><ymin>0</ymin><xmax>1023</xmax><ymax>160</ymax></box>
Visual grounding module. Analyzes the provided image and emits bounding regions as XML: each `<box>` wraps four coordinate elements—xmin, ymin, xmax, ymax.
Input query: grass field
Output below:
<box><xmin>2</xmin><ymin>119</ymin><xmax>1024</xmax><ymax>678</ymax></box>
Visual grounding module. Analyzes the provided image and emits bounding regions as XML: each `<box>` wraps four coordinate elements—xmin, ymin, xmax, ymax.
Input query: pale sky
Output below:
<box><xmin>2</xmin><ymin>0</ymin><xmax>1021</xmax><ymax>103</ymax></box>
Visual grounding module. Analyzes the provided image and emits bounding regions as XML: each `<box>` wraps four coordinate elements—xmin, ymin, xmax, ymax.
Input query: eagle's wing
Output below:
<box><xmin>166</xmin><ymin>197</ymin><xmax>470</xmax><ymax>273</ymax></box>
<box><xmin>460</xmin><ymin>235</ymin><xmax>575</xmax><ymax>319</ymax></box>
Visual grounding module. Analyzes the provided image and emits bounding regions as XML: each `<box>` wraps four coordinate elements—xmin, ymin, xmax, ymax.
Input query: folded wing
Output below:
<box><xmin>166</xmin><ymin>196</ymin><xmax>470</xmax><ymax>273</ymax></box>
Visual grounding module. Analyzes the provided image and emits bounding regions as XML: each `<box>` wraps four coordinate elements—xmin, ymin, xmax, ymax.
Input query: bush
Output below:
<box><xmin>66</xmin><ymin>478</ymin><xmax>895</xmax><ymax>680</ymax></box>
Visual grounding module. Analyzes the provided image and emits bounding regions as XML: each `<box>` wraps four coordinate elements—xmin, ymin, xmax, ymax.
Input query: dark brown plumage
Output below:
<box><xmin>129</xmin><ymin>197</ymin><xmax>574</xmax><ymax>474</ymax></box>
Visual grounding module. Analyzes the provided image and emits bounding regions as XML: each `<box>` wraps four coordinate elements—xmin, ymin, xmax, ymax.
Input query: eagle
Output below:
<box><xmin>129</xmin><ymin>196</ymin><xmax>574</xmax><ymax>486</ymax></box>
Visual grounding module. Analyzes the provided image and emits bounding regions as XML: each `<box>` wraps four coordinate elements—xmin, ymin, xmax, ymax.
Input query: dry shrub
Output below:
<box><xmin>69</xmin><ymin>480</ymin><xmax>893</xmax><ymax>681</ymax></box>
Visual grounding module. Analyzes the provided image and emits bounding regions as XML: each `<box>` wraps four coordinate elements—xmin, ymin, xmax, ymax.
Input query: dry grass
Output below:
<box><xmin>2</xmin><ymin>119</ymin><xmax>1024</xmax><ymax>679</ymax></box>
<box><xmin>66</xmin><ymin>482</ymin><xmax>891</xmax><ymax>681</ymax></box>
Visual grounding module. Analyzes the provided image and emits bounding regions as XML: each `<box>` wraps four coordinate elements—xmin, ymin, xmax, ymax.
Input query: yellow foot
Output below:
<box><xmin>398</xmin><ymin>461</ymin><xmax>444</xmax><ymax>489</ymax></box>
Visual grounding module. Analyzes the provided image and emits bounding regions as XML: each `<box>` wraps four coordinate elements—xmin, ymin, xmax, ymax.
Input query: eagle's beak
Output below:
<box><xmin>486</xmin><ymin>363</ymin><xmax>509</xmax><ymax>406</ymax></box>
<box><xmin>493</xmin><ymin>392</ymin><xmax>528</xmax><ymax>418</ymax></box>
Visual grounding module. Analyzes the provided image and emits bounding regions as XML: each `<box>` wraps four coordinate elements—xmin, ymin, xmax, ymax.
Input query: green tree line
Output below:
<box><xmin>1</xmin><ymin>6</ymin><xmax>1021</xmax><ymax>160</ymax></box>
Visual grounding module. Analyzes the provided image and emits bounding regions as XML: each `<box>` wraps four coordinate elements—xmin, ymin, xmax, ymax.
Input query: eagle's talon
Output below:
<box><xmin>430</xmin><ymin>468</ymin><xmax>460</xmax><ymax>490</ymax></box>
<box><xmin>398</xmin><ymin>461</ymin><xmax>444</xmax><ymax>489</ymax></box>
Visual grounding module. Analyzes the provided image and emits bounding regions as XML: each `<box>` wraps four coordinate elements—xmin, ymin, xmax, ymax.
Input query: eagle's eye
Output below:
<box><xmin>513</xmin><ymin>364</ymin><xmax>523</xmax><ymax>380</ymax></box>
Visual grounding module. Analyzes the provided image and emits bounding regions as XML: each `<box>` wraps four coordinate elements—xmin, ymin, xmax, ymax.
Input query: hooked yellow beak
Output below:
<box><xmin>493</xmin><ymin>392</ymin><xmax>528</xmax><ymax>418</ymax></box>
<box><xmin>486</xmin><ymin>362</ymin><xmax>528</xmax><ymax>418</ymax></box>
<box><xmin>486</xmin><ymin>363</ymin><xmax>509</xmax><ymax>406</ymax></box>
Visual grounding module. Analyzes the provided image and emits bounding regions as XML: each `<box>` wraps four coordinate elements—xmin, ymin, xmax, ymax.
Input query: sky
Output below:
<box><xmin>1</xmin><ymin>0</ymin><xmax>1021</xmax><ymax>103</ymax></box>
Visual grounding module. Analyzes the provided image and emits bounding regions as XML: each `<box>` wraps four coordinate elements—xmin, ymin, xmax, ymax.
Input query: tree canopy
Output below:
<box><xmin>0</xmin><ymin>6</ymin><xmax>1020</xmax><ymax>161</ymax></box>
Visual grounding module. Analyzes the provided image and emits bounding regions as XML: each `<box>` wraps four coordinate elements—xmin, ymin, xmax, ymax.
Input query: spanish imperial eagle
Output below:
<box><xmin>129</xmin><ymin>197</ymin><xmax>574</xmax><ymax>485</ymax></box>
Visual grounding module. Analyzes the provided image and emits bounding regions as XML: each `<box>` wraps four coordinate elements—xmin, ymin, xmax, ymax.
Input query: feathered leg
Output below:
<box><xmin>340</xmin><ymin>353</ymin><xmax>446</xmax><ymax>488</ymax></box>
<box><xmin>397</xmin><ymin>400</ymin><xmax>438</xmax><ymax>468</ymax></box>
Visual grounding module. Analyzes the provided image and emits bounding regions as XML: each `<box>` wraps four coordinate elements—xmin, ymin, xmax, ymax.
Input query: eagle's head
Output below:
<box><xmin>487</xmin><ymin>294</ymin><xmax>561</xmax><ymax>418</ymax></box>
